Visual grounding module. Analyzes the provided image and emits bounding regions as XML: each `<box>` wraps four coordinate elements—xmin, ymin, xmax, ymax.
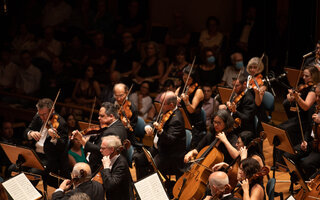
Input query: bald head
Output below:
<box><xmin>113</xmin><ymin>83</ymin><xmax>128</xmax><ymax>104</ymax></box>
<box><xmin>209</xmin><ymin>171</ymin><xmax>229</xmax><ymax>190</ymax></box>
<box><xmin>114</xmin><ymin>83</ymin><xmax>128</xmax><ymax>93</ymax></box>
<box><xmin>72</xmin><ymin>162</ymin><xmax>92</xmax><ymax>180</ymax></box>
<box><xmin>161</xmin><ymin>91</ymin><xmax>177</xmax><ymax>106</ymax></box>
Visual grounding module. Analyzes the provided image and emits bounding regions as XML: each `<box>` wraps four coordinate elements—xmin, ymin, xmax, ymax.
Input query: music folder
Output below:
<box><xmin>134</xmin><ymin>172</ymin><xmax>169</xmax><ymax>200</ymax></box>
<box><xmin>2</xmin><ymin>173</ymin><xmax>42</xmax><ymax>200</ymax></box>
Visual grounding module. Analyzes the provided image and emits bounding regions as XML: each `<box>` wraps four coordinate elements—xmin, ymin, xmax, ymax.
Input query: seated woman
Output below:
<box><xmin>70</xmin><ymin>65</ymin><xmax>101</xmax><ymax>116</ymax></box>
<box><xmin>129</xmin><ymin>81</ymin><xmax>153</xmax><ymax>120</ymax></box>
<box><xmin>66</xmin><ymin>114</ymin><xmax>80</xmax><ymax>136</ymax></box>
<box><xmin>214</xmin><ymin>131</ymin><xmax>264</xmax><ymax>169</ymax></box>
<box><xmin>160</xmin><ymin>47</ymin><xmax>189</xmax><ymax>88</ymax></box>
<box><xmin>68</xmin><ymin>137</ymin><xmax>88</xmax><ymax>167</ymax></box>
<box><xmin>280</xmin><ymin>65</ymin><xmax>319</xmax><ymax>146</ymax></box>
<box><xmin>238</xmin><ymin>158</ymin><xmax>265</xmax><ymax>200</ymax></box>
<box><xmin>134</xmin><ymin>41</ymin><xmax>164</xmax><ymax>92</ymax></box>
<box><xmin>184</xmin><ymin>109</ymin><xmax>238</xmax><ymax>165</ymax></box>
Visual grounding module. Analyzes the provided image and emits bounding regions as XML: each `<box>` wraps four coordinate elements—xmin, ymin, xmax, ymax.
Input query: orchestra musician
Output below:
<box><xmin>220</xmin><ymin>74</ymin><xmax>256</xmax><ymax>135</ymax></box>
<box><xmin>283</xmin><ymin>83</ymin><xmax>320</xmax><ymax>180</ymax></box>
<box><xmin>134</xmin><ymin>91</ymin><xmax>186</xmax><ymax>185</ymax></box>
<box><xmin>72</xmin><ymin>102</ymin><xmax>127</xmax><ymax>172</ymax></box>
<box><xmin>305</xmin><ymin>40</ymin><xmax>320</xmax><ymax>70</ymax></box>
<box><xmin>51</xmin><ymin>162</ymin><xmax>104</xmax><ymax>200</ymax></box>
<box><xmin>213</xmin><ymin>131</ymin><xmax>264</xmax><ymax>169</ymax></box>
<box><xmin>113</xmin><ymin>83</ymin><xmax>139</xmax><ymax>144</ymax></box>
<box><xmin>176</xmin><ymin>65</ymin><xmax>206</xmax><ymax>149</ymax></box>
<box><xmin>100</xmin><ymin>135</ymin><xmax>134</xmax><ymax>200</ymax></box>
<box><xmin>280</xmin><ymin>65</ymin><xmax>319</xmax><ymax>146</ymax></box>
<box><xmin>184</xmin><ymin>109</ymin><xmax>238</xmax><ymax>165</ymax></box>
<box><xmin>237</xmin><ymin>158</ymin><xmax>265</xmax><ymax>200</ymax></box>
<box><xmin>23</xmin><ymin>98</ymin><xmax>70</xmax><ymax>186</ymax></box>
<box><xmin>203</xmin><ymin>171</ymin><xmax>240</xmax><ymax>200</ymax></box>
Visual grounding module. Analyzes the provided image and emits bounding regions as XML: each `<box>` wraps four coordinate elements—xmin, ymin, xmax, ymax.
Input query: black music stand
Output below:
<box><xmin>283</xmin><ymin>155</ymin><xmax>311</xmax><ymax>195</ymax></box>
<box><xmin>262</xmin><ymin>122</ymin><xmax>295</xmax><ymax>175</ymax></box>
<box><xmin>0</xmin><ymin>142</ymin><xmax>46</xmax><ymax>197</ymax></box>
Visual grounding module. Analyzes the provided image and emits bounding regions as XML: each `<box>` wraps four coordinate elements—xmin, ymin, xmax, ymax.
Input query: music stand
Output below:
<box><xmin>217</xmin><ymin>86</ymin><xmax>232</xmax><ymax>104</ymax></box>
<box><xmin>261</xmin><ymin>123</ymin><xmax>295</xmax><ymax>177</ymax></box>
<box><xmin>283</xmin><ymin>156</ymin><xmax>311</xmax><ymax>194</ymax></box>
<box><xmin>0</xmin><ymin>142</ymin><xmax>46</xmax><ymax>196</ymax></box>
<box><xmin>284</xmin><ymin>68</ymin><xmax>302</xmax><ymax>88</ymax></box>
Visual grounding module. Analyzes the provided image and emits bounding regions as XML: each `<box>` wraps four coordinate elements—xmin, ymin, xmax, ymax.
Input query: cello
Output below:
<box><xmin>173</xmin><ymin>137</ymin><xmax>224</xmax><ymax>200</ymax></box>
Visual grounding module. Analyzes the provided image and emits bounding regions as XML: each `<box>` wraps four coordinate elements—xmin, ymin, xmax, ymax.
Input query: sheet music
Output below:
<box><xmin>2</xmin><ymin>173</ymin><xmax>42</xmax><ymax>200</ymax></box>
<box><xmin>134</xmin><ymin>173</ymin><xmax>169</xmax><ymax>200</ymax></box>
<box><xmin>286</xmin><ymin>195</ymin><xmax>295</xmax><ymax>200</ymax></box>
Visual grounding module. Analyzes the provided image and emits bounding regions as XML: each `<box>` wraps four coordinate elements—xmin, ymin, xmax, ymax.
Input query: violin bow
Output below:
<box><xmin>40</xmin><ymin>89</ymin><xmax>61</xmax><ymax>134</ymax></box>
<box><xmin>181</xmin><ymin>56</ymin><xmax>196</xmax><ymax>95</ymax></box>
<box><xmin>228</xmin><ymin>68</ymin><xmax>244</xmax><ymax>102</ymax></box>
<box><xmin>295</xmin><ymin>53</ymin><xmax>309</xmax><ymax>142</ymax></box>
<box><xmin>88</xmin><ymin>96</ymin><xmax>96</xmax><ymax>129</ymax></box>
<box><xmin>120</xmin><ymin>84</ymin><xmax>133</xmax><ymax>108</ymax></box>
<box><xmin>152</xmin><ymin>91</ymin><xmax>168</xmax><ymax>134</ymax></box>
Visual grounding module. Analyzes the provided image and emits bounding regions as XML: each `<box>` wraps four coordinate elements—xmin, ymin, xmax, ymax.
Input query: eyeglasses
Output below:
<box><xmin>100</xmin><ymin>146</ymin><xmax>108</xmax><ymax>150</ymax></box>
<box><xmin>114</xmin><ymin>93</ymin><xmax>125</xmax><ymax>98</ymax></box>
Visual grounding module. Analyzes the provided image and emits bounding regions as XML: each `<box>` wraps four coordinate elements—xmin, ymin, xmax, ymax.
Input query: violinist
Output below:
<box><xmin>220</xmin><ymin>74</ymin><xmax>256</xmax><ymax>134</ymax></box>
<box><xmin>51</xmin><ymin>162</ymin><xmax>104</xmax><ymax>200</ymax></box>
<box><xmin>203</xmin><ymin>171</ymin><xmax>240</xmax><ymax>200</ymax></box>
<box><xmin>184</xmin><ymin>109</ymin><xmax>238</xmax><ymax>165</ymax></box>
<box><xmin>100</xmin><ymin>135</ymin><xmax>134</xmax><ymax>200</ymax></box>
<box><xmin>176</xmin><ymin>65</ymin><xmax>205</xmax><ymax>148</ymax></box>
<box><xmin>23</xmin><ymin>98</ymin><xmax>70</xmax><ymax>187</ymax></box>
<box><xmin>280</xmin><ymin>65</ymin><xmax>319</xmax><ymax>146</ymax></box>
<box><xmin>283</xmin><ymin>83</ymin><xmax>320</xmax><ymax>180</ymax></box>
<box><xmin>237</xmin><ymin>158</ymin><xmax>265</xmax><ymax>200</ymax></box>
<box><xmin>134</xmin><ymin>91</ymin><xmax>186</xmax><ymax>185</ymax></box>
<box><xmin>113</xmin><ymin>83</ymin><xmax>139</xmax><ymax>144</ymax></box>
<box><xmin>72</xmin><ymin>102</ymin><xmax>127</xmax><ymax>172</ymax></box>
<box><xmin>213</xmin><ymin>131</ymin><xmax>264</xmax><ymax>169</ymax></box>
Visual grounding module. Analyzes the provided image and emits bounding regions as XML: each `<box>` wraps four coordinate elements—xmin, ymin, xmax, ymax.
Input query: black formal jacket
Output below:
<box><xmin>24</xmin><ymin>113</ymin><xmax>69</xmax><ymax>175</ymax></box>
<box><xmin>157</xmin><ymin>108</ymin><xmax>186</xmax><ymax>158</ymax></box>
<box><xmin>233</xmin><ymin>90</ymin><xmax>256</xmax><ymax>134</ymax></box>
<box><xmin>51</xmin><ymin>180</ymin><xmax>104</xmax><ymax>200</ymax></box>
<box><xmin>85</xmin><ymin>119</ymin><xmax>127</xmax><ymax>172</ymax></box>
<box><xmin>101</xmin><ymin>154</ymin><xmax>133</xmax><ymax>200</ymax></box>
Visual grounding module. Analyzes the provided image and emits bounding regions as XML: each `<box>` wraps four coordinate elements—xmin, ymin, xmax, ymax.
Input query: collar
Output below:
<box><xmin>109</xmin><ymin>154</ymin><xmax>120</xmax><ymax>168</ymax></box>
<box><xmin>108</xmin><ymin>119</ymin><xmax>118</xmax><ymax>127</ymax></box>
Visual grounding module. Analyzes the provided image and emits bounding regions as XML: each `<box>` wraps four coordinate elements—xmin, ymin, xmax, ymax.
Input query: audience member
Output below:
<box><xmin>100</xmin><ymin>71</ymin><xmax>121</xmax><ymax>103</ymax></box>
<box><xmin>0</xmin><ymin>48</ymin><xmax>18</xmax><ymax>90</ymax></box>
<box><xmin>42</xmin><ymin>0</ymin><xmax>72</xmax><ymax>28</ymax></box>
<box><xmin>129</xmin><ymin>81</ymin><xmax>153</xmax><ymax>120</ymax></box>
<box><xmin>165</xmin><ymin>11</ymin><xmax>191</xmax><ymax>60</ymax></box>
<box><xmin>199</xmin><ymin>16</ymin><xmax>224</xmax><ymax>53</ymax></box>
<box><xmin>197</xmin><ymin>47</ymin><xmax>223</xmax><ymax>90</ymax></box>
<box><xmin>220</xmin><ymin>52</ymin><xmax>245</xmax><ymax>88</ymax></box>
<box><xmin>110</xmin><ymin>32</ymin><xmax>140</xmax><ymax>80</ymax></box>
<box><xmin>134</xmin><ymin>41</ymin><xmax>164</xmax><ymax>92</ymax></box>
<box><xmin>160</xmin><ymin>47</ymin><xmax>189</xmax><ymax>87</ymax></box>
<box><xmin>202</xmin><ymin>84</ymin><xmax>219</xmax><ymax>131</ymax></box>
<box><xmin>15</xmin><ymin>50</ymin><xmax>42</xmax><ymax>95</ymax></box>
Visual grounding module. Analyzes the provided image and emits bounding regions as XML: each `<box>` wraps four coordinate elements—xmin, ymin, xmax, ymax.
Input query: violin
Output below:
<box><xmin>230</xmin><ymin>91</ymin><xmax>245</xmax><ymax>128</ymax></box>
<box><xmin>154</xmin><ymin>110</ymin><xmax>173</xmax><ymax>133</ymax></box>
<box><xmin>248</xmin><ymin>74</ymin><xmax>264</xmax><ymax>90</ymax></box>
<box><xmin>118</xmin><ymin>100</ymin><xmax>133</xmax><ymax>132</ymax></box>
<box><xmin>232</xmin><ymin>166</ymin><xmax>269</xmax><ymax>198</ymax></box>
<box><xmin>312</xmin><ymin>105</ymin><xmax>320</xmax><ymax>152</ymax></box>
<box><xmin>185</xmin><ymin>83</ymin><xmax>198</xmax><ymax>96</ymax></box>
<box><xmin>80</xmin><ymin>126</ymin><xmax>108</xmax><ymax>137</ymax></box>
<box><xmin>297</xmin><ymin>81</ymin><xmax>314</xmax><ymax>93</ymax></box>
<box><xmin>47</xmin><ymin>114</ymin><xmax>60</xmax><ymax>138</ymax></box>
<box><xmin>173</xmin><ymin>136</ymin><xmax>224</xmax><ymax>200</ymax></box>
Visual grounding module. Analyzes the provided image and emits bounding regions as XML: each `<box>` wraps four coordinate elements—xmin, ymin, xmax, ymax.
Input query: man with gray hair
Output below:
<box><xmin>100</xmin><ymin>135</ymin><xmax>133</xmax><ymax>200</ymax></box>
<box><xmin>204</xmin><ymin>171</ymin><xmax>240</xmax><ymax>200</ymax></box>
<box><xmin>51</xmin><ymin>162</ymin><xmax>104</xmax><ymax>200</ymax></box>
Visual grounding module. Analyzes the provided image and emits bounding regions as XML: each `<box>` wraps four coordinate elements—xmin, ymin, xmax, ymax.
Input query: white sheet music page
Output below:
<box><xmin>134</xmin><ymin>173</ymin><xmax>169</xmax><ymax>200</ymax></box>
<box><xmin>2</xmin><ymin>173</ymin><xmax>42</xmax><ymax>200</ymax></box>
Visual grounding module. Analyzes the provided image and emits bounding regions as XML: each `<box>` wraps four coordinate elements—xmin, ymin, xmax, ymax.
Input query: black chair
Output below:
<box><xmin>266</xmin><ymin>178</ymin><xmax>284</xmax><ymax>200</ymax></box>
